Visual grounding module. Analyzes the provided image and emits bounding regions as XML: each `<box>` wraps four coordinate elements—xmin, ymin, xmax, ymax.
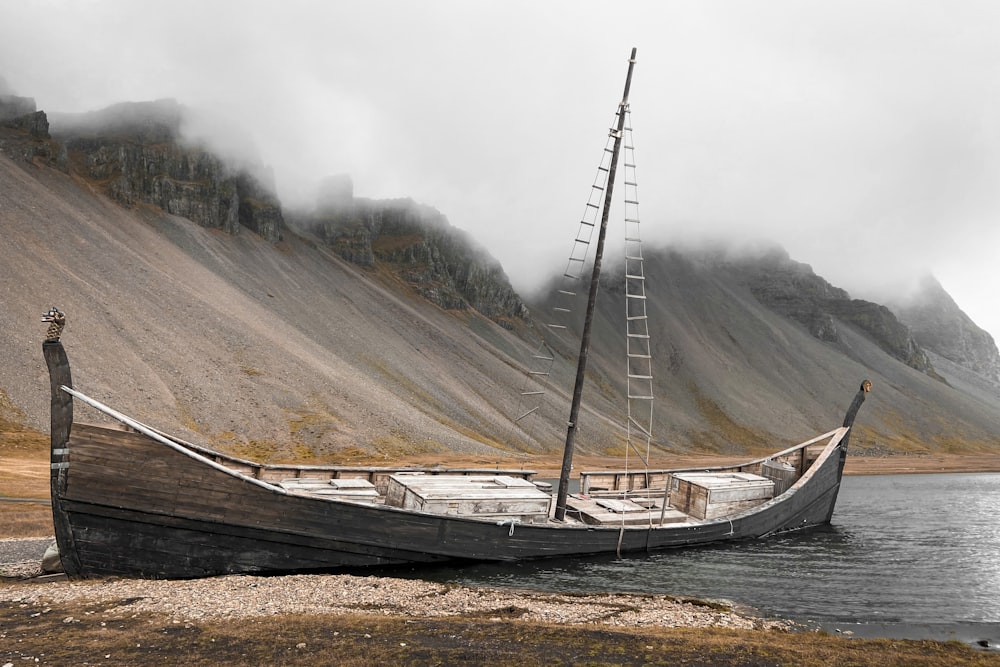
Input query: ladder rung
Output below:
<box><xmin>624</xmin><ymin>254</ymin><xmax>643</xmax><ymax>260</ymax></box>
<box><xmin>597</xmin><ymin>166</ymin><xmax>608</xmax><ymax>172</ymax></box>
<box><xmin>604</xmin><ymin>148</ymin><xmax>614</xmax><ymax>153</ymax></box>
<box><xmin>531</xmin><ymin>355</ymin><xmax>553</xmax><ymax>361</ymax></box>
<box><xmin>628</xmin><ymin>353</ymin><xmax>651</xmax><ymax>359</ymax></box>
<box><xmin>628</xmin><ymin>374</ymin><xmax>653</xmax><ymax>380</ymax></box>
<box><xmin>515</xmin><ymin>407</ymin><xmax>540</xmax><ymax>422</ymax></box>
<box><xmin>625</xmin><ymin>236</ymin><xmax>642</xmax><ymax>242</ymax></box>
<box><xmin>527</xmin><ymin>371</ymin><xmax>550</xmax><ymax>376</ymax></box>
<box><xmin>547</xmin><ymin>324</ymin><xmax>568</xmax><ymax>330</ymax></box>
<box><xmin>628</xmin><ymin>394</ymin><xmax>654</xmax><ymax>400</ymax></box>
<box><xmin>557</xmin><ymin>290</ymin><xmax>576</xmax><ymax>296</ymax></box>
<box><xmin>520</xmin><ymin>391</ymin><xmax>545</xmax><ymax>396</ymax></box>
<box><xmin>625</xmin><ymin>218</ymin><xmax>639</xmax><ymax>222</ymax></box>
<box><xmin>625</xmin><ymin>199</ymin><xmax>639</xmax><ymax>204</ymax></box>
<box><xmin>585</xmin><ymin>203</ymin><xmax>599</xmax><ymax>209</ymax></box>
<box><xmin>591</xmin><ymin>185</ymin><xmax>604</xmax><ymax>191</ymax></box>
<box><xmin>625</xmin><ymin>181</ymin><xmax>637</xmax><ymax>186</ymax></box>
<box><xmin>625</xmin><ymin>274</ymin><xmax>645</xmax><ymax>280</ymax></box>
<box><xmin>625</xmin><ymin>163</ymin><xmax>635</xmax><ymax>168</ymax></box>
<box><xmin>554</xmin><ymin>307</ymin><xmax>571</xmax><ymax>313</ymax></box>
<box><xmin>580</xmin><ymin>220</ymin><xmax>595</xmax><ymax>227</ymax></box>
<box><xmin>627</xmin><ymin>333</ymin><xmax>650</xmax><ymax>339</ymax></box>
<box><xmin>626</xmin><ymin>315</ymin><xmax>646</xmax><ymax>321</ymax></box>
<box><xmin>626</xmin><ymin>293</ymin><xmax>647</xmax><ymax>300</ymax></box>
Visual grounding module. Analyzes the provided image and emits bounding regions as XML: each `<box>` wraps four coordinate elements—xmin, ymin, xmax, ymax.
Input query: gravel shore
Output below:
<box><xmin>1</xmin><ymin>538</ymin><xmax>790</xmax><ymax>631</ymax></box>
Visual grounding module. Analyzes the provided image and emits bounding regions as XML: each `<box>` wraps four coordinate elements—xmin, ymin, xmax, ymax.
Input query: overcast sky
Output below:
<box><xmin>2</xmin><ymin>1</ymin><xmax>998</xmax><ymax>341</ymax></box>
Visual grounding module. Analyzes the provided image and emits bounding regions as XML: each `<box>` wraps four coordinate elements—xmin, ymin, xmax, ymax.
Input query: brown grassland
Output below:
<box><xmin>3</xmin><ymin>418</ymin><xmax>1000</xmax><ymax>665</ymax></box>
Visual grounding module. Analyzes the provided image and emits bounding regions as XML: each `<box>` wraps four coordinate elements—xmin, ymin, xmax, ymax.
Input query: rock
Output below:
<box><xmin>50</xmin><ymin>100</ymin><xmax>284</xmax><ymax>242</ymax></box>
<box><xmin>41</xmin><ymin>541</ymin><xmax>63</xmax><ymax>573</ymax></box>
<box><xmin>890</xmin><ymin>275</ymin><xmax>1000</xmax><ymax>385</ymax></box>
<box><xmin>289</xmin><ymin>197</ymin><xmax>525</xmax><ymax>326</ymax></box>
<box><xmin>723</xmin><ymin>244</ymin><xmax>936</xmax><ymax>375</ymax></box>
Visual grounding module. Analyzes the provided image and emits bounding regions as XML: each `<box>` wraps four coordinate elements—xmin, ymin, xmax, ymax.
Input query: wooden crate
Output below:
<box><xmin>761</xmin><ymin>460</ymin><xmax>798</xmax><ymax>496</ymax></box>
<box><xmin>670</xmin><ymin>472</ymin><xmax>774</xmax><ymax>520</ymax></box>
<box><xmin>278</xmin><ymin>477</ymin><xmax>380</xmax><ymax>502</ymax></box>
<box><xmin>385</xmin><ymin>474</ymin><xmax>552</xmax><ymax>523</ymax></box>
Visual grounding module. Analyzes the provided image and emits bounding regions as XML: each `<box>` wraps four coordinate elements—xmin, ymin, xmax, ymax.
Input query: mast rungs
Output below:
<box><xmin>624</xmin><ymin>254</ymin><xmax>644</xmax><ymax>260</ymax></box>
<box><xmin>624</xmin><ymin>199</ymin><xmax>639</xmax><ymax>205</ymax></box>
<box><xmin>627</xmin><ymin>333</ymin><xmax>650</xmax><ymax>339</ymax></box>
<box><xmin>625</xmin><ymin>218</ymin><xmax>640</xmax><ymax>222</ymax></box>
<box><xmin>626</xmin><ymin>315</ymin><xmax>647</xmax><ymax>321</ymax></box>
<box><xmin>591</xmin><ymin>184</ymin><xmax>604</xmax><ymax>191</ymax></box>
<box><xmin>625</xmin><ymin>163</ymin><xmax>636</xmax><ymax>168</ymax></box>
<box><xmin>520</xmin><ymin>390</ymin><xmax>546</xmax><ymax>396</ymax></box>
<box><xmin>580</xmin><ymin>220</ymin><xmax>595</xmax><ymax>227</ymax></box>
<box><xmin>515</xmin><ymin>407</ymin><xmax>540</xmax><ymax>422</ymax></box>
<box><xmin>547</xmin><ymin>324</ymin><xmax>568</xmax><ymax>330</ymax></box>
<box><xmin>625</xmin><ymin>181</ymin><xmax>637</xmax><ymax>186</ymax></box>
<box><xmin>531</xmin><ymin>355</ymin><xmax>554</xmax><ymax>361</ymax></box>
<box><xmin>554</xmin><ymin>307</ymin><xmax>571</xmax><ymax>313</ymax></box>
<box><xmin>628</xmin><ymin>353</ymin><xmax>652</xmax><ymax>359</ymax></box>
<box><xmin>628</xmin><ymin>394</ymin><xmax>655</xmax><ymax>400</ymax></box>
<box><xmin>625</xmin><ymin>273</ymin><xmax>645</xmax><ymax>280</ymax></box>
<box><xmin>628</xmin><ymin>374</ymin><xmax>653</xmax><ymax>380</ymax></box>
<box><xmin>626</xmin><ymin>293</ymin><xmax>647</xmax><ymax>300</ymax></box>
<box><xmin>557</xmin><ymin>289</ymin><xmax>577</xmax><ymax>296</ymax></box>
<box><xmin>597</xmin><ymin>166</ymin><xmax>609</xmax><ymax>172</ymax></box>
<box><xmin>527</xmin><ymin>371</ymin><xmax>550</xmax><ymax>376</ymax></box>
<box><xmin>585</xmin><ymin>203</ymin><xmax>600</xmax><ymax>209</ymax></box>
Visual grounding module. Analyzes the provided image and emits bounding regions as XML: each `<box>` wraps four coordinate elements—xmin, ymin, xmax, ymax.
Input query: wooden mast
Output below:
<box><xmin>555</xmin><ymin>48</ymin><xmax>637</xmax><ymax>521</ymax></box>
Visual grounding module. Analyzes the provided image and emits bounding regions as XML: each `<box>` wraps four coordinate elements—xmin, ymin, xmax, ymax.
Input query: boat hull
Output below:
<box><xmin>53</xmin><ymin>422</ymin><xmax>848</xmax><ymax>579</ymax></box>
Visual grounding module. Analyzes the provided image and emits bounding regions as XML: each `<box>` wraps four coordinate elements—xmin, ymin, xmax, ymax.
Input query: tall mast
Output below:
<box><xmin>555</xmin><ymin>47</ymin><xmax>637</xmax><ymax>521</ymax></box>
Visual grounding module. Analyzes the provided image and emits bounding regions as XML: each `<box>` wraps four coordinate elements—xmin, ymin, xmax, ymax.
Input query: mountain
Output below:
<box><xmin>889</xmin><ymin>274</ymin><xmax>1000</xmax><ymax>386</ymax></box>
<box><xmin>2</xmin><ymin>95</ymin><xmax>999</xmax><ymax>462</ymax></box>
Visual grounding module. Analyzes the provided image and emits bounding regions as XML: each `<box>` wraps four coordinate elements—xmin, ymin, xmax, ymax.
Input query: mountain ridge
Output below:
<box><xmin>2</xmin><ymin>95</ymin><xmax>999</xmax><ymax>462</ymax></box>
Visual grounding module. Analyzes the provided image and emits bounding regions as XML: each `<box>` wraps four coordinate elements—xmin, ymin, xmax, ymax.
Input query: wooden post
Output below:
<box><xmin>44</xmin><ymin>338</ymin><xmax>83</xmax><ymax>577</ymax></box>
<box><xmin>555</xmin><ymin>48</ymin><xmax>638</xmax><ymax>521</ymax></box>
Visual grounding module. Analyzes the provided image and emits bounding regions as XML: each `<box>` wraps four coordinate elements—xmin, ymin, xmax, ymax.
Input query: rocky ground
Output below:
<box><xmin>0</xmin><ymin>538</ymin><xmax>787</xmax><ymax>632</ymax></box>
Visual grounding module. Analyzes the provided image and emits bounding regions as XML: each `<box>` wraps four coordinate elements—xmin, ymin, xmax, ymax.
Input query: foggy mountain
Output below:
<box><xmin>3</xmin><ymin>95</ymin><xmax>999</xmax><ymax>462</ymax></box>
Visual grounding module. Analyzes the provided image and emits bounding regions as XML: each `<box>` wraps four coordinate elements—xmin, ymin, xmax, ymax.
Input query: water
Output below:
<box><xmin>400</xmin><ymin>473</ymin><xmax>1000</xmax><ymax>645</ymax></box>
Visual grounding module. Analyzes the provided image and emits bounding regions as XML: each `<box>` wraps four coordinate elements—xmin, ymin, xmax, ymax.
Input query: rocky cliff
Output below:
<box><xmin>48</xmin><ymin>99</ymin><xmax>283</xmax><ymax>242</ymax></box>
<box><xmin>709</xmin><ymin>245</ymin><xmax>934</xmax><ymax>374</ymax></box>
<box><xmin>891</xmin><ymin>275</ymin><xmax>1000</xmax><ymax>385</ymax></box>
<box><xmin>289</xmin><ymin>185</ymin><xmax>526</xmax><ymax>328</ymax></box>
<box><xmin>0</xmin><ymin>95</ymin><xmax>62</xmax><ymax>165</ymax></box>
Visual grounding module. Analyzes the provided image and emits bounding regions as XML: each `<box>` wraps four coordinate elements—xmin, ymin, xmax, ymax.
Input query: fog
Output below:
<box><xmin>2</xmin><ymin>1</ymin><xmax>998</xmax><ymax>340</ymax></box>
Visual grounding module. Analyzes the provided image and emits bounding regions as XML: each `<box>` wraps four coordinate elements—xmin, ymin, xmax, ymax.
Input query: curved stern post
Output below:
<box><xmin>824</xmin><ymin>379</ymin><xmax>872</xmax><ymax>522</ymax></box>
<box><xmin>41</xmin><ymin>307</ymin><xmax>82</xmax><ymax>577</ymax></box>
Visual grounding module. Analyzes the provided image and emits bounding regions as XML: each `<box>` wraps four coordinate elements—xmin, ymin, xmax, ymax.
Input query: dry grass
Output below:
<box><xmin>1</xmin><ymin>603</ymin><xmax>997</xmax><ymax>667</ymax></box>
<box><xmin>0</xmin><ymin>416</ymin><xmax>52</xmax><ymax>538</ymax></box>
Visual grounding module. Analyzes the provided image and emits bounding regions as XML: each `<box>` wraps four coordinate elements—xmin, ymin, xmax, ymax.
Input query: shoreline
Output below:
<box><xmin>2</xmin><ymin>537</ymin><xmax>997</xmax><ymax>652</ymax></box>
<box><xmin>0</xmin><ymin>544</ymin><xmax>791</xmax><ymax>632</ymax></box>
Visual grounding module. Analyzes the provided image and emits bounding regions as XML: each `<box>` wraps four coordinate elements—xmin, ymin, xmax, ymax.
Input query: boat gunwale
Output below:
<box><xmin>60</xmin><ymin>384</ymin><xmax>849</xmax><ymax>532</ymax></box>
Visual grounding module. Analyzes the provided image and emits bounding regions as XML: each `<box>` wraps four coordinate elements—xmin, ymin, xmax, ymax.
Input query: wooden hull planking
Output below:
<box><xmin>52</xmin><ymin>420</ymin><xmax>850</xmax><ymax>579</ymax></box>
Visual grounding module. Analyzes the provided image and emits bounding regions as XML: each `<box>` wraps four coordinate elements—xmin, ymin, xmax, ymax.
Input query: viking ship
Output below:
<box><xmin>42</xmin><ymin>49</ymin><xmax>871</xmax><ymax>579</ymax></box>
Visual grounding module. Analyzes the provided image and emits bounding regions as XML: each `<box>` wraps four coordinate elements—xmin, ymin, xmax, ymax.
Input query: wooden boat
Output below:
<box><xmin>41</xmin><ymin>49</ymin><xmax>872</xmax><ymax>579</ymax></box>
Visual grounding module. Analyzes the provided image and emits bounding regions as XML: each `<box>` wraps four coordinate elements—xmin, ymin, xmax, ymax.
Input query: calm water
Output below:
<box><xmin>400</xmin><ymin>473</ymin><xmax>1000</xmax><ymax>643</ymax></box>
